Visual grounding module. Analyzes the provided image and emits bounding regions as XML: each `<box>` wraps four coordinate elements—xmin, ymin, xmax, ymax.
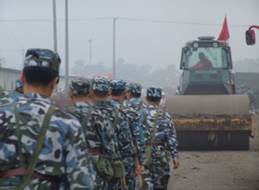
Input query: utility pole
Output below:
<box><xmin>88</xmin><ymin>39</ymin><xmax>92</xmax><ymax>64</ymax></box>
<box><xmin>52</xmin><ymin>0</ymin><xmax>58</xmax><ymax>52</ymax></box>
<box><xmin>65</xmin><ymin>0</ymin><xmax>69</xmax><ymax>93</ymax></box>
<box><xmin>112</xmin><ymin>17</ymin><xmax>117</xmax><ymax>79</ymax></box>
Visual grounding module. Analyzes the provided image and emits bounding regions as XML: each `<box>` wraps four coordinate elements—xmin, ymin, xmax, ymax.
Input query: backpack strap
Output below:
<box><xmin>149</xmin><ymin>109</ymin><xmax>161</xmax><ymax>145</ymax></box>
<box><xmin>18</xmin><ymin>105</ymin><xmax>57</xmax><ymax>190</ymax></box>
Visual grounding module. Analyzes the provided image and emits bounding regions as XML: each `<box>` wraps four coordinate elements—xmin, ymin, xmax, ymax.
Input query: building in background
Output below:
<box><xmin>0</xmin><ymin>66</ymin><xmax>79</xmax><ymax>91</ymax></box>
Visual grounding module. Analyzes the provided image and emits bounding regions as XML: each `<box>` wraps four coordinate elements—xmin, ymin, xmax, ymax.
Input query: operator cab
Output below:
<box><xmin>180</xmin><ymin>36</ymin><xmax>232</xmax><ymax>70</ymax></box>
<box><xmin>178</xmin><ymin>37</ymin><xmax>235</xmax><ymax>95</ymax></box>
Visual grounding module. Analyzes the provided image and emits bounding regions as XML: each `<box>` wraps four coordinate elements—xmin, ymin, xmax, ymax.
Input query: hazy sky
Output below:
<box><xmin>1</xmin><ymin>0</ymin><xmax>259</xmax><ymax>73</ymax></box>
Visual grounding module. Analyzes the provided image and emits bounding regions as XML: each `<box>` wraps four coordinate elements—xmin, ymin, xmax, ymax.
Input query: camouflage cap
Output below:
<box><xmin>70</xmin><ymin>79</ymin><xmax>91</xmax><ymax>96</ymax></box>
<box><xmin>110</xmin><ymin>79</ymin><xmax>127</xmax><ymax>91</ymax></box>
<box><xmin>127</xmin><ymin>82</ymin><xmax>142</xmax><ymax>95</ymax></box>
<box><xmin>24</xmin><ymin>48</ymin><xmax>61</xmax><ymax>73</ymax></box>
<box><xmin>92</xmin><ymin>78</ymin><xmax>110</xmax><ymax>92</ymax></box>
<box><xmin>146</xmin><ymin>87</ymin><xmax>162</xmax><ymax>99</ymax></box>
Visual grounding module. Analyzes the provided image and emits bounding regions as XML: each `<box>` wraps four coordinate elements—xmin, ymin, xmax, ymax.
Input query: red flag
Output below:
<box><xmin>218</xmin><ymin>16</ymin><xmax>230</xmax><ymax>42</ymax></box>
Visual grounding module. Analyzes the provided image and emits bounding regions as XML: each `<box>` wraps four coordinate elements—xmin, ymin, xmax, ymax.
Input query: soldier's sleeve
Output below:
<box><xmin>63</xmin><ymin>117</ymin><xmax>96</xmax><ymax>190</ymax></box>
<box><xmin>165</xmin><ymin>115</ymin><xmax>179</xmax><ymax>160</ymax></box>
<box><xmin>128</xmin><ymin>109</ymin><xmax>145</xmax><ymax>165</ymax></box>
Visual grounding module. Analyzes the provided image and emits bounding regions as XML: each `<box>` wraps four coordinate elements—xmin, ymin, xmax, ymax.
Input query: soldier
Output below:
<box><xmin>124</xmin><ymin>82</ymin><xmax>146</xmax><ymax>189</ymax></box>
<box><xmin>67</xmin><ymin>79</ymin><xmax>93</xmax><ymax>124</ymax></box>
<box><xmin>125</xmin><ymin>83</ymin><xmax>145</xmax><ymax>166</ymax></box>
<box><xmin>110</xmin><ymin>80</ymin><xmax>144</xmax><ymax>190</ymax></box>
<box><xmin>125</xmin><ymin>83</ymin><xmax>144</xmax><ymax>109</ymax></box>
<box><xmin>85</xmin><ymin>78</ymin><xmax>126</xmax><ymax>190</ymax></box>
<box><xmin>142</xmin><ymin>87</ymin><xmax>180</xmax><ymax>190</ymax></box>
<box><xmin>0</xmin><ymin>48</ymin><xmax>95</xmax><ymax>189</ymax></box>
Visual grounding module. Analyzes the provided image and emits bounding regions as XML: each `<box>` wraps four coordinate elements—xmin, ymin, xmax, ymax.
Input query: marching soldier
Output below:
<box><xmin>142</xmin><ymin>87</ymin><xmax>180</xmax><ymax>190</ymax></box>
<box><xmin>125</xmin><ymin>82</ymin><xmax>145</xmax><ymax>167</ymax></box>
<box><xmin>110</xmin><ymin>80</ymin><xmax>144</xmax><ymax>190</ymax></box>
<box><xmin>67</xmin><ymin>79</ymin><xmax>93</xmax><ymax>123</ymax></box>
<box><xmin>85</xmin><ymin>78</ymin><xmax>125</xmax><ymax>190</ymax></box>
<box><xmin>0</xmin><ymin>48</ymin><xmax>95</xmax><ymax>189</ymax></box>
<box><xmin>125</xmin><ymin>83</ymin><xmax>144</xmax><ymax>110</ymax></box>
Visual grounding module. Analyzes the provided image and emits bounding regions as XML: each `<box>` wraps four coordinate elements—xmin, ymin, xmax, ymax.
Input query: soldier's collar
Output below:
<box><xmin>146</xmin><ymin>104</ymin><xmax>158</xmax><ymax>109</ymax></box>
<box><xmin>25</xmin><ymin>92</ymin><xmax>50</xmax><ymax>101</ymax></box>
<box><xmin>75</xmin><ymin>101</ymin><xmax>90</xmax><ymax>107</ymax></box>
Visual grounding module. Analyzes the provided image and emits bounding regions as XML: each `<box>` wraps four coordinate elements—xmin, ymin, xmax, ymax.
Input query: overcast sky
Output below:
<box><xmin>1</xmin><ymin>0</ymin><xmax>259</xmax><ymax>73</ymax></box>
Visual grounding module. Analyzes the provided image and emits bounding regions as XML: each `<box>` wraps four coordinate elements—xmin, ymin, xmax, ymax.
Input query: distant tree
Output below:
<box><xmin>70</xmin><ymin>57</ymin><xmax>180</xmax><ymax>91</ymax></box>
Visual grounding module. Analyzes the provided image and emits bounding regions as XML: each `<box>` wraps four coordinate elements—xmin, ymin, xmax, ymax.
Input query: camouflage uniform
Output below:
<box><xmin>142</xmin><ymin>87</ymin><xmax>179</xmax><ymax>190</ymax></box>
<box><xmin>124</xmin><ymin>83</ymin><xmax>145</xmax><ymax>166</ymax></box>
<box><xmin>0</xmin><ymin>49</ymin><xmax>95</xmax><ymax>189</ymax></box>
<box><xmin>85</xmin><ymin>78</ymin><xmax>123</xmax><ymax>190</ymax></box>
<box><xmin>110</xmin><ymin>80</ymin><xmax>141</xmax><ymax>190</ymax></box>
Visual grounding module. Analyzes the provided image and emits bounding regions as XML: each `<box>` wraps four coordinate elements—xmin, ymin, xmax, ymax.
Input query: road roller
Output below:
<box><xmin>166</xmin><ymin>36</ymin><xmax>255</xmax><ymax>150</ymax></box>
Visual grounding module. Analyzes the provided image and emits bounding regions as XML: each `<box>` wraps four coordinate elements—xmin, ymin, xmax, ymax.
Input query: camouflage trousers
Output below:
<box><xmin>107</xmin><ymin>177</ymin><xmax>121</xmax><ymax>190</ymax></box>
<box><xmin>108</xmin><ymin>156</ymin><xmax>135</xmax><ymax>190</ymax></box>
<box><xmin>91</xmin><ymin>155</ymin><xmax>109</xmax><ymax>190</ymax></box>
<box><xmin>122</xmin><ymin>156</ymin><xmax>136</xmax><ymax>190</ymax></box>
<box><xmin>142</xmin><ymin>157</ymin><xmax>170</xmax><ymax>190</ymax></box>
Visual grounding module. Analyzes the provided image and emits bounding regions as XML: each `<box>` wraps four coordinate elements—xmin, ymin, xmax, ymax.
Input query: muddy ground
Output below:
<box><xmin>168</xmin><ymin>115</ymin><xmax>259</xmax><ymax>190</ymax></box>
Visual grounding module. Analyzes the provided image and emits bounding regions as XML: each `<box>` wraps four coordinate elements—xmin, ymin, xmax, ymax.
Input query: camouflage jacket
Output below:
<box><xmin>0</xmin><ymin>93</ymin><xmax>95</xmax><ymax>189</ymax></box>
<box><xmin>110</xmin><ymin>100</ymin><xmax>138</xmax><ymax>159</ymax></box>
<box><xmin>143</xmin><ymin>104</ymin><xmax>179</xmax><ymax>160</ymax></box>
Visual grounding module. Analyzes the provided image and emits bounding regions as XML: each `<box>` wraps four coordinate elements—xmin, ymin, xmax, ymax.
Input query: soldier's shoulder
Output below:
<box><xmin>45</xmin><ymin>105</ymin><xmax>82</xmax><ymax>133</ymax></box>
<box><xmin>122</xmin><ymin>105</ymin><xmax>139</xmax><ymax>117</ymax></box>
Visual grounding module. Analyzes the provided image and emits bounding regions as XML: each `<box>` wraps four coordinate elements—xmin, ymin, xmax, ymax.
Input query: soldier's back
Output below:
<box><xmin>0</xmin><ymin>93</ymin><xmax>95</xmax><ymax>189</ymax></box>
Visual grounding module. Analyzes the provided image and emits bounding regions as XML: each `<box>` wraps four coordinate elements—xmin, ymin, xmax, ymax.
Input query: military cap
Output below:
<box><xmin>146</xmin><ymin>87</ymin><xmax>162</xmax><ymax>98</ymax></box>
<box><xmin>127</xmin><ymin>82</ymin><xmax>142</xmax><ymax>95</ymax></box>
<box><xmin>110</xmin><ymin>79</ymin><xmax>127</xmax><ymax>91</ymax></box>
<box><xmin>70</xmin><ymin>79</ymin><xmax>91</xmax><ymax>96</ymax></box>
<box><xmin>92</xmin><ymin>78</ymin><xmax>110</xmax><ymax>92</ymax></box>
<box><xmin>24</xmin><ymin>48</ymin><xmax>61</xmax><ymax>73</ymax></box>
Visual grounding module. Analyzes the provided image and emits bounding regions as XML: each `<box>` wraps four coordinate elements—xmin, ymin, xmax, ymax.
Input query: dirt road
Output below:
<box><xmin>168</xmin><ymin>116</ymin><xmax>259</xmax><ymax>190</ymax></box>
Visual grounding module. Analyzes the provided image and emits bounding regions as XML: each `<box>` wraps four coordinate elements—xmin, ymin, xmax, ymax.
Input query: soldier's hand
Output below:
<box><xmin>172</xmin><ymin>159</ymin><xmax>180</xmax><ymax>169</ymax></box>
<box><xmin>135</xmin><ymin>164</ymin><xmax>144</xmax><ymax>175</ymax></box>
